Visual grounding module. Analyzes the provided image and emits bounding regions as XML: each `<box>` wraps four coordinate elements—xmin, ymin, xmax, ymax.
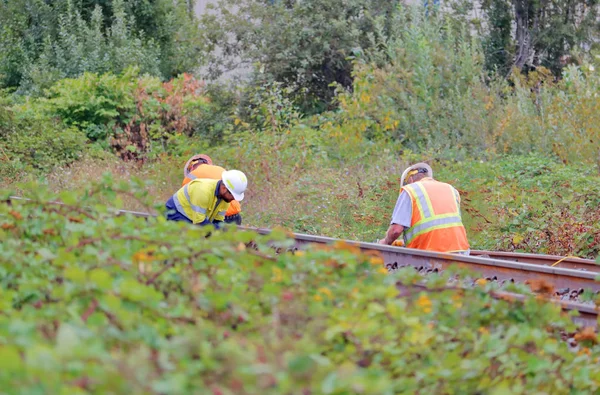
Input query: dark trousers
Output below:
<box><xmin>165</xmin><ymin>196</ymin><xmax>192</xmax><ymax>223</ymax></box>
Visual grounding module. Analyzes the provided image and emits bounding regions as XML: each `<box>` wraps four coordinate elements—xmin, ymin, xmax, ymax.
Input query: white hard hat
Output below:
<box><xmin>400</xmin><ymin>162</ymin><xmax>433</xmax><ymax>187</ymax></box>
<box><xmin>222</xmin><ymin>170</ymin><xmax>248</xmax><ymax>201</ymax></box>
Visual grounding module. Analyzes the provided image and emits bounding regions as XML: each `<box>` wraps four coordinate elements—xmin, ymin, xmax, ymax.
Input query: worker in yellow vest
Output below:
<box><xmin>378</xmin><ymin>163</ymin><xmax>470</xmax><ymax>254</ymax></box>
<box><xmin>165</xmin><ymin>169</ymin><xmax>248</xmax><ymax>228</ymax></box>
<box><xmin>182</xmin><ymin>154</ymin><xmax>243</xmax><ymax>225</ymax></box>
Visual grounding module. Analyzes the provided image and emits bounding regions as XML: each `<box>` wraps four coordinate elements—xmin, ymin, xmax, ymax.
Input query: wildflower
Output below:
<box><xmin>271</xmin><ymin>267</ymin><xmax>283</xmax><ymax>283</ymax></box>
<box><xmin>416</xmin><ymin>294</ymin><xmax>432</xmax><ymax>313</ymax></box>
<box><xmin>369</xmin><ymin>256</ymin><xmax>384</xmax><ymax>266</ymax></box>
<box><xmin>318</xmin><ymin>287</ymin><xmax>333</xmax><ymax>300</ymax></box>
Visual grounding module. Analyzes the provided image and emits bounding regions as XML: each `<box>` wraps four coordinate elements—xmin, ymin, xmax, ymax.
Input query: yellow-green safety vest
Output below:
<box><xmin>171</xmin><ymin>178</ymin><xmax>230</xmax><ymax>224</ymax></box>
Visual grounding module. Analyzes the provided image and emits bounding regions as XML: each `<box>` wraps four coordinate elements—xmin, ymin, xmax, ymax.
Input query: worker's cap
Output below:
<box><xmin>400</xmin><ymin>162</ymin><xmax>433</xmax><ymax>187</ymax></box>
<box><xmin>183</xmin><ymin>154</ymin><xmax>213</xmax><ymax>179</ymax></box>
<box><xmin>189</xmin><ymin>154</ymin><xmax>212</xmax><ymax>166</ymax></box>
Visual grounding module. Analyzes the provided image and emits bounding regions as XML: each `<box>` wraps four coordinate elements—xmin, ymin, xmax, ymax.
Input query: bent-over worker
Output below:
<box><xmin>165</xmin><ymin>169</ymin><xmax>248</xmax><ymax>229</ymax></box>
<box><xmin>182</xmin><ymin>154</ymin><xmax>243</xmax><ymax>225</ymax></box>
<box><xmin>378</xmin><ymin>163</ymin><xmax>470</xmax><ymax>255</ymax></box>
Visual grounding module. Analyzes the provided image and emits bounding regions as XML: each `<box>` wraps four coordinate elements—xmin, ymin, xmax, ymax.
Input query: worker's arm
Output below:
<box><xmin>379</xmin><ymin>190</ymin><xmax>412</xmax><ymax>245</ymax></box>
<box><xmin>379</xmin><ymin>224</ymin><xmax>404</xmax><ymax>245</ymax></box>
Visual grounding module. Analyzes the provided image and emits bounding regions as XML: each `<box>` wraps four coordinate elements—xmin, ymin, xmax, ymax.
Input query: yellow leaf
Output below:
<box><xmin>369</xmin><ymin>256</ymin><xmax>384</xmax><ymax>266</ymax></box>
<box><xmin>512</xmin><ymin>233</ymin><xmax>524</xmax><ymax>245</ymax></box>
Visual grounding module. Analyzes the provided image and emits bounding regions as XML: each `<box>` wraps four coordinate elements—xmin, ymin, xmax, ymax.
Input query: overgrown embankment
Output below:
<box><xmin>2</xmin><ymin>6</ymin><xmax>600</xmax><ymax>259</ymax></box>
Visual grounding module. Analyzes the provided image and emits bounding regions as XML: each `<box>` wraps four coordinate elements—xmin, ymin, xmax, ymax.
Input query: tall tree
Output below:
<box><xmin>200</xmin><ymin>0</ymin><xmax>402</xmax><ymax>113</ymax></box>
<box><xmin>480</xmin><ymin>0</ymin><xmax>600</xmax><ymax>75</ymax></box>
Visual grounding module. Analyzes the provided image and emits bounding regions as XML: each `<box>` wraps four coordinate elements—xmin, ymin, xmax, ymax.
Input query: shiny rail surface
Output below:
<box><xmin>245</xmin><ymin>227</ymin><xmax>600</xmax><ymax>291</ymax></box>
<box><xmin>5</xmin><ymin>196</ymin><xmax>599</xmax><ymax>326</ymax></box>
<box><xmin>470</xmin><ymin>250</ymin><xmax>599</xmax><ymax>272</ymax></box>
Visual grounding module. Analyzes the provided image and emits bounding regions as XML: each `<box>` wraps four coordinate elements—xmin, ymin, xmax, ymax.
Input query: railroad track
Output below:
<box><xmin>5</xmin><ymin>196</ymin><xmax>600</xmax><ymax>326</ymax></box>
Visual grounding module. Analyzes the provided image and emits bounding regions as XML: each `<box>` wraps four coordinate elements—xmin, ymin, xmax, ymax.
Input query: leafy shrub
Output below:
<box><xmin>200</xmin><ymin>0</ymin><xmax>403</xmax><ymax>112</ymax></box>
<box><xmin>0</xmin><ymin>0</ymin><xmax>203</xmax><ymax>94</ymax></box>
<box><xmin>319</xmin><ymin>6</ymin><xmax>510</xmax><ymax>160</ymax></box>
<box><xmin>439</xmin><ymin>154</ymin><xmax>600</xmax><ymax>258</ymax></box>
<box><xmin>503</xmin><ymin>64</ymin><xmax>600</xmax><ymax>169</ymax></box>
<box><xmin>1</xmin><ymin>122</ymin><xmax>86</xmax><ymax>170</ymax></box>
<box><xmin>43</xmin><ymin>68</ymin><xmax>211</xmax><ymax>160</ymax></box>
<box><xmin>317</xmin><ymin>6</ymin><xmax>600</xmax><ymax>168</ymax></box>
<box><xmin>1</xmin><ymin>180</ymin><xmax>600</xmax><ymax>393</ymax></box>
<box><xmin>0</xmin><ymin>94</ymin><xmax>86</xmax><ymax>175</ymax></box>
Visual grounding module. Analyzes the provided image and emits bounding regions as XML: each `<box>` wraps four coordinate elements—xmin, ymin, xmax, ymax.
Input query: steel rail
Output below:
<box><xmin>5</xmin><ymin>196</ymin><xmax>599</xmax><ymax>326</ymax></box>
<box><xmin>470</xmin><ymin>250</ymin><xmax>599</xmax><ymax>272</ymax></box>
<box><xmin>244</xmin><ymin>227</ymin><xmax>600</xmax><ymax>291</ymax></box>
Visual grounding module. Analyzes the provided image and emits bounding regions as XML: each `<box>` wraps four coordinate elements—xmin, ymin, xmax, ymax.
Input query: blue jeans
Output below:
<box><xmin>165</xmin><ymin>196</ymin><xmax>193</xmax><ymax>223</ymax></box>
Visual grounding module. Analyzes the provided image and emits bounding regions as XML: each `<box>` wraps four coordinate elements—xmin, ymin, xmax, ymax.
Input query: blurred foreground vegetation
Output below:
<box><xmin>2</xmin><ymin>182</ymin><xmax>600</xmax><ymax>393</ymax></box>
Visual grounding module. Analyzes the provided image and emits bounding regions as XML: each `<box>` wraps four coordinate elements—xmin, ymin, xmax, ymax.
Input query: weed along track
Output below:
<box><xmin>5</xmin><ymin>197</ymin><xmax>600</xmax><ymax>326</ymax></box>
<box><xmin>244</xmin><ymin>227</ymin><xmax>600</xmax><ymax>327</ymax></box>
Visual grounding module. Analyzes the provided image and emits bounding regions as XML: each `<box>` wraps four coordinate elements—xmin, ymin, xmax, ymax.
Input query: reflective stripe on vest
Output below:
<box><xmin>404</xmin><ymin>213</ymin><xmax>464</xmax><ymax>244</ymax></box>
<box><xmin>172</xmin><ymin>184</ymin><xmax>207</xmax><ymax>220</ymax></box>
<box><xmin>403</xmin><ymin>181</ymin><xmax>463</xmax><ymax>245</ymax></box>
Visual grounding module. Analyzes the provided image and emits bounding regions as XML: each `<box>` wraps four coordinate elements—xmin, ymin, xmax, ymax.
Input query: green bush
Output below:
<box><xmin>1</xmin><ymin>180</ymin><xmax>600</xmax><ymax>393</ymax></box>
<box><xmin>29</xmin><ymin>68</ymin><xmax>212</xmax><ymax>161</ymax></box>
<box><xmin>1</xmin><ymin>119</ymin><xmax>86</xmax><ymax>172</ymax></box>
<box><xmin>438</xmin><ymin>154</ymin><xmax>600</xmax><ymax>258</ymax></box>
<box><xmin>1</xmin><ymin>92</ymin><xmax>87</xmax><ymax>174</ymax></box>
<box><xmin>0</xmin><ymin>0</ymin><xmax>203</xmax><ymax>95</ymax></box>
<box><xmin>201</xmin><ymin>0</ymin><xmax>403</xmax><ymax>113</ymax></box>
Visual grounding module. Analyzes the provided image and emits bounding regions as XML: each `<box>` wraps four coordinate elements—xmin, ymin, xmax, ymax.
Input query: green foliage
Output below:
<box><xmin>314</xmin><ymin>5</ymin><xmax>600</xmax><ymax>168</ymax></box>
<box><xmin>472</xmin><ymin>0</ymin><xmax>600</xmax><ymax>75</ymax></box>
<box><xmin>0</xmin><ymin>0</ymin><xmax>203</xmax><ymax>94</ymax></box>
<box><xmin>200</xmin><ymin>0</ymin><xmax>402</xmax><ymax>112</ymax></box>
<box><xmin>321</xmin><ymin>6</ymin><xmax>501</xmax><ymax>158</ymax></box>
<box><xmin>0</xmin><ymin>94</ymin><xmax>86</xmax><ymax>177</ymax></box>
<box><xmin>439</xmin><ymin>154</ymin><xmax>600</xmax><ymax>258</ymax></box>
<box><xmin>8</xmin><ymin>68</ymin><xmax>212</xmax><ymax>162</ymax></box>
<box><xmin>1</xmin><ymin>179</ymin><xmax>600</xmax><ymax>392</ymax></box>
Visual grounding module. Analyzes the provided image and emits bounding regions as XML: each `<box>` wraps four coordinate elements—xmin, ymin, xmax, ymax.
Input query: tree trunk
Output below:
<box><xmin>513</xmin><ymin>0</ymin><xmax>531</xmax><ymax>70</ymax></box>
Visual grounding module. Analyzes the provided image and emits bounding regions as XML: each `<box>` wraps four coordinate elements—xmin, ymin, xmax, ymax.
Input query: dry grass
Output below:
<box><xmin>3</xmin><ymin>156</ymin><xmax>181</xmax><ymax>214</ymax></box>
<box><xmin>3</xmin><ymin>150</ymin><xmax>411</xmax><ymax>242</ymax></box>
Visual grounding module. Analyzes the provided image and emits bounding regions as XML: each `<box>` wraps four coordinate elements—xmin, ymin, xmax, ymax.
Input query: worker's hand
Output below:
<box><xmin>392</xmin><ymin>240</ymin><xmax>405</xmax><ymax>247</ymax></box>
<box><xmin>378</xmin><ymin>238</ymin><xmax>388</xmax><ymax>245</ymax></box>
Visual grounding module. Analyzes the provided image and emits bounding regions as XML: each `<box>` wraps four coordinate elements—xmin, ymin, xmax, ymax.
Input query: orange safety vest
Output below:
<box><xmin>401</xmin><ymin>178</ymin><xmax>469</xmax><ymax>253</ymax></box>
<box><xmin>182</xmin><ymin>164</ymin><xmax>241</xmax><ymax>216</ymax></box>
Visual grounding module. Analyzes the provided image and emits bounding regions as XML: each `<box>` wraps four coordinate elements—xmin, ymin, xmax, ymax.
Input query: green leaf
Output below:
<box><xmin>37</xmin><ymin>248</ymin><xmax>56</xmax><ymax>261</ymax></box>
<box><xmin>56</xmin><ymin>324</ymin><xmax>80</xmax><ymax>356</ymax></box>
<box><xmin>0</xmin><ymin>346</ymin><xmax>23</xmax><ymax>372</ymax></box>
<box><xmin>288</xmin><ymin>355</ymin><xmax>315</xmax><ymax>376</ymax></box>
<box><xmin>64</xmin><ymin>266</ymin><xmax>86</xmax><ymax>284</ymax></box>
<box><xmin>89</xmin><ymin>269</ymin><xmax>113</xmax><ymax>291</ymax></box>
<box><xmin>321</xmin><ymin>372</ymin><xmax>337</xmax><ymax>394</ymax></box>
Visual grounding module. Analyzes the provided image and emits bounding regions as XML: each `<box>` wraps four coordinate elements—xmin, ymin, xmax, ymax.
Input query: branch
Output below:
<box><xmin>145</xmin><ymin>263</ymin><xmax>175</xmax><ymax>285</ymax></box>
<box><xmin>247</xmin><ymin>249</ymin><xmax>278</xmax><ymax>261</ymax></box>
<box><xmin>81</xmin><ymin>299</ymin><xmax>99</xmax><ymax>323</ymax></box>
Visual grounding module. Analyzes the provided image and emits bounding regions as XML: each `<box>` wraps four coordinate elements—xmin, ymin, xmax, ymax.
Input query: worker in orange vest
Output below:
<box><xmin>378</xmin><ymin>163</ymin><xmax>470</xmax><ymax>255</ymax></box>
<box><xmin>182</xmin><ymin>154</ymin><xmax>243</xmax><ymax>225</ymax></box>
